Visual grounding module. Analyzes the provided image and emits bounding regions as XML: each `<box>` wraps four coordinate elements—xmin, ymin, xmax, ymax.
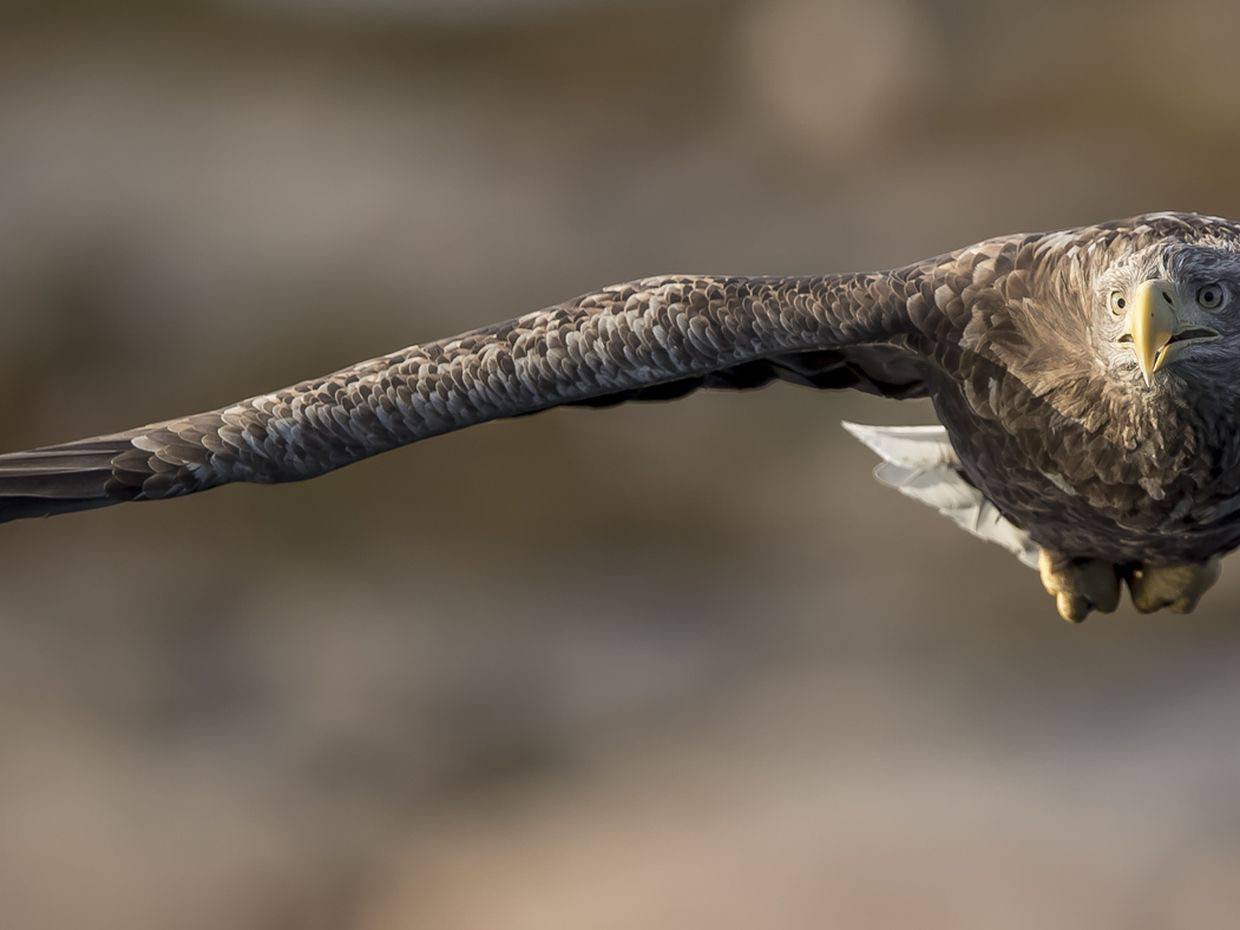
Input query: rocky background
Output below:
<box><xmin>4</xmin><ymin>1</ymin><xmax>1240</xmax><ymax>927</ymax></box>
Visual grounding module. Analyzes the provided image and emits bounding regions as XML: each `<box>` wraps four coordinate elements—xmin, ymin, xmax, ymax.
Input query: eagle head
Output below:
<box><xmin>1096</xmin><ymin>241</ymin><xmax>1240</xmax><ymax>386</ymax></box>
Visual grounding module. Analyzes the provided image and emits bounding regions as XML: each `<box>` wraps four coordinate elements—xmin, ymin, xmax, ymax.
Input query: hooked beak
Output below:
<box><xmin>1117</xmin><ymin>280</ymin><xmax>1219</xmax><ymax>385</ymax></box>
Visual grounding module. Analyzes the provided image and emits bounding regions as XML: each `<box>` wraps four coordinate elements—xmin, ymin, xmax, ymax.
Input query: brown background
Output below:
<box><xmin>4</xmin><ymin>1</ymin><xmax>1240</xmax><ymax>927</ymax></box>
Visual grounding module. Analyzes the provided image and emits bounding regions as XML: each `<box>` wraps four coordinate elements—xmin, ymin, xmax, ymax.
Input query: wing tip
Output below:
<box><xmin>0</xmin><ymin>435</ymin><xmax>145</xmax><ymax>524</ymax></box>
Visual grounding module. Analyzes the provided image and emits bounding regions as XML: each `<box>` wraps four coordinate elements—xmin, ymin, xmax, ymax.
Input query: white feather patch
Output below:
<box><xmin>842</xmin><ymin>421</ymin><xmax>1040</xmax><ymax>569</ymax></box>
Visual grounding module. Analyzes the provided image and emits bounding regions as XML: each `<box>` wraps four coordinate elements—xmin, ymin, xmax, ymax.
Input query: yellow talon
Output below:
<box><xmin>1039</xmin><ymin>550</ymin><xmax>1121</xmax><ymax>623</ymax></box>
<box><xmin>1127</xmin><ymin>559</ymin><xmax>1221</xmax><ymax>614</ymax></box>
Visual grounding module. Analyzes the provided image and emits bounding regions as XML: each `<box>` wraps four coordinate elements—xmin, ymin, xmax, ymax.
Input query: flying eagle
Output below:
<box><xmin>5</xmin><ymin>212</ymin><xmax>1239</xmax><ymax>622</ymax></box>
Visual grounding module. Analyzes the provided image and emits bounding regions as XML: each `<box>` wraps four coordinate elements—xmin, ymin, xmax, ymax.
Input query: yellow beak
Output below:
<box><xmin>1122</xmin><ymin>279</ymin><xmax>1179</xmax><ymax>386</ymax></box>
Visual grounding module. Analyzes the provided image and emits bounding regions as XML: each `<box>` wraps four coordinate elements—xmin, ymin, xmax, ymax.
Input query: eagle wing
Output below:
<box><xmin>0</xmin><ymin>271</ymin><xmax>934</xmax><ymax>523</ymax></box>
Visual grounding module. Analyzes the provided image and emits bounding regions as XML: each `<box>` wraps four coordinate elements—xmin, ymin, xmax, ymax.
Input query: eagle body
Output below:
<box><xmin>907</xmin><ymin>219</ymin><xmax>1240</xmax><ymax>566</ymax></box>
<box><xmin>6</xmin><ymin>211</ymin><xmax>1240</xmax><ymax>620</ymax></box>
<box><xmin>929</xmin><ymin>373</ymin><xmax>1240</xmax><ymax>564</ymax></box>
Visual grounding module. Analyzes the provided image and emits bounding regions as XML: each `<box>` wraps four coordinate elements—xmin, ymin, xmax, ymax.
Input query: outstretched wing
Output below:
<box><xmin>0</xmin><ymin>271</ymin><xmax>930</xmax><ymax>523</ymax></box>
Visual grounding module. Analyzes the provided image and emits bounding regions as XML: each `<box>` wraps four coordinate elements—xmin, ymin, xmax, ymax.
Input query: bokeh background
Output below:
<box><xmin>5</xmin><ymin>1</ymin><xmax>1240</xmax><ymax>927</ymax></box>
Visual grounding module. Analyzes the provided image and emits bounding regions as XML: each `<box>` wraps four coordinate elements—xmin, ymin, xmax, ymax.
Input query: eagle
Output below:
<box><xmin>4</xmin><ymin>212</ymin><xmax>1239</xmax><ymax>622</ymax></box>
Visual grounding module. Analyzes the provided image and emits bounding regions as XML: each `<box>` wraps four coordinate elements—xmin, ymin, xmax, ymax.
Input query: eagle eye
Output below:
<box><xmin>1108</xmin><ymin>290</ymin><xmax>1127</xmax><ymax>315</ymax></box>
<box><xmin>1197</xmin><ymin>282</ymin><xmax>1226</xmax><ymax>310</ymax></box>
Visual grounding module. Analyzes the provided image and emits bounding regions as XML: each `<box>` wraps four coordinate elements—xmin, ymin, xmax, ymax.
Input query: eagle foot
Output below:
<box><xmin>1126</xmin><ymin>558</ymin><xmax>1221</xmax><ymax>614</ymax></box>
<box><xmin>1038</xmin><ymin>550</ymin><xmax>1121</xmax><ymax>623</ymax></box>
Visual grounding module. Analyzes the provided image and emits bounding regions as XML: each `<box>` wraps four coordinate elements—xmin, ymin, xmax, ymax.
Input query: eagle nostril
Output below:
<box><xmin>1163</xmin><ymin>291</ymin><xmax>1174</xmax><ymax>305</ymax></box>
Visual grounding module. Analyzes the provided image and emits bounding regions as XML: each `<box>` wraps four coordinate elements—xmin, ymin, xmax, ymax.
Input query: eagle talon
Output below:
<box><xmin>1055</xmin><ymin>592</ymin><xmax>1090</xmax><ymax>623</ymax></box>
<box><xmin>1126</xmin><ymin>559</ymin><xmax>1220</xmax><ymax>614</ymax></box>
<box><xmin>1039</xmin><ymin>550</ymin><xmax>1121</xmax><ymax>622</ymax></box>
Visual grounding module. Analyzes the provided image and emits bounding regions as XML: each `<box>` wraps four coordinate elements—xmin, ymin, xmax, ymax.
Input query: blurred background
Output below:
<box><xmin>5</xmin><ymin>1</ymin><xmax>1240</xmax><ymax>927</ymax></box>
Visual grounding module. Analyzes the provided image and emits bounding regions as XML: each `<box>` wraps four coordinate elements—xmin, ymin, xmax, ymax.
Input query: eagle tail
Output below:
<box><xmin>842</xmin><ymin>421</ymin><xmax>1040</xmax><ymax>569</ymax></box>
